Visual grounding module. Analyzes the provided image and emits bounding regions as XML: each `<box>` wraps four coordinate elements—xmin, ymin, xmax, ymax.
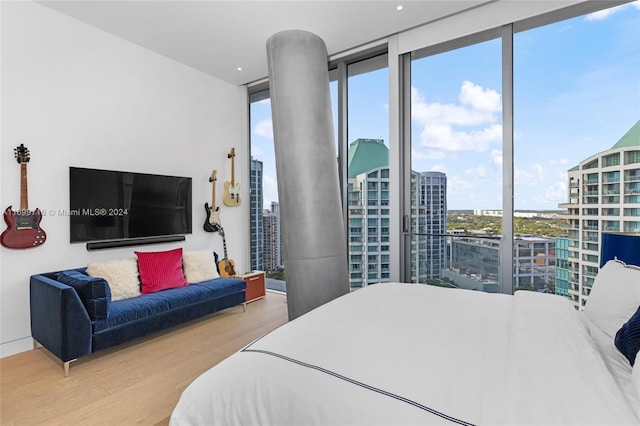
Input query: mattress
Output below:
<box><xmin>171</xmin><ymin>283</ymin><xmax>640</xmax><ymax>425</ymax></box>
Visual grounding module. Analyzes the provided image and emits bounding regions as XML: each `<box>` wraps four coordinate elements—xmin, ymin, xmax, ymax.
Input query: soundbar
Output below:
<box><xmin>86</xmin><ymin>235</ymin><xmax>186</xmax><ymax>251</ymax></box>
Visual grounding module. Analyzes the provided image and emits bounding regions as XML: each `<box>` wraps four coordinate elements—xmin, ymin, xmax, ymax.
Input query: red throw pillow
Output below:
<box><xmin>135</xmin><ymin>248</ymin><xmax>188</xmax><ymax>294</ymax></box>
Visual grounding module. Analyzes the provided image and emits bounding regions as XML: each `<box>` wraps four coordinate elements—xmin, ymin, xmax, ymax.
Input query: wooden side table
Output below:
<box><xmin>237</xmin><ymin>271</ymin><xmax>266</xmax><ymax>303</ymax></box>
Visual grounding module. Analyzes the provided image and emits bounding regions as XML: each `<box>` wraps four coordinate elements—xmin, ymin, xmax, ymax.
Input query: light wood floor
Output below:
<box><xmin>0</xmin><ymin>292</ymin><xmax>288</xmax><ymax>426</ymax></box>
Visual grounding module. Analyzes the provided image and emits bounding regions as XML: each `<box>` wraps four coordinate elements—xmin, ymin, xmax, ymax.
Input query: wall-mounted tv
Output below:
<box><xmin>69</xmin><ymin>167</ymin><xmax>192</xmax><ymax>244</ymax></box>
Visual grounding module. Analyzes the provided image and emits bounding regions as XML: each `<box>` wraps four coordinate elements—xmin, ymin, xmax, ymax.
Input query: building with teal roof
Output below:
<box><xmin>346</xmin><ymin>138</ymin><xmax>447</xmax><ymax>287</ymax></box>
<box><xmin>557</xmin><ymin>120</ymin><xmax>640</xmax><ymax>309</ymax></box>
<box><xmin>347</xmin><ymin>138</ymin><xmax>389</xmax><ymax>178</ymax></box>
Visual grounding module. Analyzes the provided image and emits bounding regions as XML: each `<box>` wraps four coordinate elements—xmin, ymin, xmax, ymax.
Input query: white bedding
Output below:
<box><xmin>170</xmin><ymin>283</ymin><xmax>640</xmax><ymax>425</ymax></box>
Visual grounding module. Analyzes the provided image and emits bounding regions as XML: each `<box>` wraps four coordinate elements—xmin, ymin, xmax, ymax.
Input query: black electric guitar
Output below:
<box><xmin>217</xmin><ymin>227</ymin><xmax>236</xmax><ymax>277</ymax></box>
<box><xmin>204</xmin><ymin>170</ymin><xmax>221</xmax><ymax>232</ymax></box>
<box><xmin>1</xmin><ymin>144</ymin><xmax>46</xmax><ymax>249</ymax></box>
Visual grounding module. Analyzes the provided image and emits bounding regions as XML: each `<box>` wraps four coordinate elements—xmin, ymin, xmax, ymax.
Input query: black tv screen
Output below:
<box><xmin>69</xmin><ymin>167</ymin><xmax>192</xmax><ymax>243</ymax></box>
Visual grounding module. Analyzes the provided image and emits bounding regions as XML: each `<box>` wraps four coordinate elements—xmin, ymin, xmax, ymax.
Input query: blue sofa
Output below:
<box><xmin>30</xmin><ymin>267</ymin><xmax>246</xmax><ymax>376</ymax></box>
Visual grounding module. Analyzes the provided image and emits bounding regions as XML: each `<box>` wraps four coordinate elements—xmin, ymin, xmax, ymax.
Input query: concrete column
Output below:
<box><xmin>266</xmin><ymin>30</ymin><xmax>349</xmax><ymax>320</ymax></box>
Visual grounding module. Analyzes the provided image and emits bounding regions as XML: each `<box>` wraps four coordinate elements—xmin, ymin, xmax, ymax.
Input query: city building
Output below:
<box><xmin>557</xmin><ymin>121</ymin><xmax>640</xmax><ymax>309</ymax></box>
<box><xmin>443</xmin><ymin>235</ymin><xmax>556</xmax><ymax>293</ymax></box>
<box><xmin>262</xmin><ymin>201</ymin><xmax>282</xmax><ymax>272</ymax></box>
<box><xmin>347</xmin><ymin>139</ymin><xmax>447</xmax><ymax>288</ymax></box>
<box><xmin>411</xmin><ymin>172</ymin><xmax>448</xmax><ymax>281</ymax></box>
<box><xmin>250</xmin><ymin>157</ymin><xmax>264</xmax><ymax>272</ymax></box>
<box><xmin>555</xmin><ymin>237</ymin><xmax>571</xmax><ymax>298</ymax></box>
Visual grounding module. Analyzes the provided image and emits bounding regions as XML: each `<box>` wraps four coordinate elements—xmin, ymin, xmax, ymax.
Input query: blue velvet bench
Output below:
<box><xmin>30</xmin><ymin>268</ymin><xmax>246</xmax><ymax>376</ymax></box>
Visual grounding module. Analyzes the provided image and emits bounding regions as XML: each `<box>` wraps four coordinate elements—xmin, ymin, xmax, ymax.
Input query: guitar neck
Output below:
<box><xmin>222</xmin><ymin>235</ymin><xmax>228</xmax><ymax>260</ymax></box>
<box><xmin>220</xmin><ymin>228</ymin><xmax>229</xmax><ymax>260</ymax></box>
<box><xmin>211</xmin><ymin>180</ymin><xmax>216</xmax><ymax>210</ymax></box>
<box><xmin>20</xmin><ymin>163</ymin><xmax>29</xmax><ymax>211</ymax></box>
<box><xmin>230</xmin><ymin>155</ymin><xmax>235</xmax><ymax>186</ymax></box>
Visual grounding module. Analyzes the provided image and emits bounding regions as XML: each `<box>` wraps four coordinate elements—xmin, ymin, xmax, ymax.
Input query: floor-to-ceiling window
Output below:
<box><xmin>514</xmin><ymin>2</ymin><xmax>640</xmax><ymax>305</ymax></box>
<box><xmin>345</xmin><ymin>54</ymin><xmax>390</xmax><ymax>288</ymax></box>
<box><xmin>249</xmin><ymin>87</ymin><xmax>285</xmax><ymax>290</ymax></box>
<box><xmin>410</xmin><ymin>37</ymin><xmax>503</xmax><ymax>292</ymax></box>
<box><xmin>249</xmin><ymin>2</ymin><xmax>639</xmax><ymax>296</ymax></box>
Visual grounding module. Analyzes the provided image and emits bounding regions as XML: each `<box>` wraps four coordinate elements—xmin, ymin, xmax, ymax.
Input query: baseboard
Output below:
<box><xmin>0</xmin><ymin>337</ymin><xmax>33</xmax><ymax>358</ymax></box>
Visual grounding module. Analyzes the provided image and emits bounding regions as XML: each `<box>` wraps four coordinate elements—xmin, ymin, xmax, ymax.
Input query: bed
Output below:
<box><xmin>170</xmin><ymin>260</ymin><xmax>640</xmax><ymax>425</ymax></box>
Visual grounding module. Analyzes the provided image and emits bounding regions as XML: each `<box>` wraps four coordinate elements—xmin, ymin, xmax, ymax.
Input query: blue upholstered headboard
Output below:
<box><xmin>600</xmin><ymin>232</ymin><xmax>640</xmax><ymax>267</ymax></box>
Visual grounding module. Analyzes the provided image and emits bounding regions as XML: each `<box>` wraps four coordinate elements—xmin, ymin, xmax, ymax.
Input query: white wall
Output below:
<box><xmin>0</xmin><ymin>1</ymin><xmax>248</xmax><ymax>357</ymax></box>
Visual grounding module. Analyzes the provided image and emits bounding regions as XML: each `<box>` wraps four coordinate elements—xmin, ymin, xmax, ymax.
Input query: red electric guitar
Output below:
<box><xmin>1</xmin><ymin>144</ymin><xmax>46</xmax><ymax>249</ymax></box>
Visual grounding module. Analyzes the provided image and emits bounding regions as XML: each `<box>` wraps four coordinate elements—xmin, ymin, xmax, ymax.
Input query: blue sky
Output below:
<box><xmin>252</xmin><ymin>2</ymin><xmax>640</xmax><ymax>211</ymax></box>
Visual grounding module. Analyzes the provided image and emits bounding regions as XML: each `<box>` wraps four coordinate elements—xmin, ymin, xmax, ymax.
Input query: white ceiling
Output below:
<box><xmin>38</xmin><ymin>1</ymin><xmax>493</xmax><ymax>86</ymax></box>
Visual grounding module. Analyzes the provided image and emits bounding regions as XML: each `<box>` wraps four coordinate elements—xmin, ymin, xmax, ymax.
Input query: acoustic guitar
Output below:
<box><xmin>1</xmin><ymin>144</ymin><xmax>46</xmax><ymax>249</ymax></box>
<box><xmin>204</xmin><ymin>170</ymin><xmax>221</xmax><ymax>232</ymax></box>
<box><xmin>217</xmin><ymin>227</ymin><xmax>236</xmax><ymax>277</ymax></box>
<box><xmin>222</xmin><ymin>147</ymin><xmax>240</xmax><ymax>207</ymax></box>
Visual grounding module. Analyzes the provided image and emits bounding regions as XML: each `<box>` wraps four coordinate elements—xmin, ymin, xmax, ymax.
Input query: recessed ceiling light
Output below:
<box><xmin>396</xmin><ymin>5</ymin><xmax>403</xmax><ymax>11</ymax></box>
<box><xmin>236</xmin><ymin>67</ymin><xmax>243</xmax><ymax>71</ymax></box>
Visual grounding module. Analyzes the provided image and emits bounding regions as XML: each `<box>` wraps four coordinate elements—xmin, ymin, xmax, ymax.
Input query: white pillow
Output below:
<box><xmin>584</xmin><ymin>259</ymin><xmax>640</xmax><ymax>339</ymax></box>
<box><xmin>87</xmin><ymin>258</ymin><xmax>141</xmax><ymax>301</ymax></box>
<box><xmin>183</xmin><ymin>250</ymin><xmax>219</xmax><ymax>283</ymax></box>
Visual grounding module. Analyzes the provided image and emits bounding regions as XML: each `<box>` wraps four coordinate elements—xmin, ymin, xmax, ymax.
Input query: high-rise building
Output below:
<box><xmin>347</xmin><ymin>138</ymin><xmax>447</xmax><ymax>288</ymax></box>
<box><xmin>250</xmin><ymin>157</ymin><xmax>264</xmax><ymax>271</ymax></box>
<box><xmin>348</xmin><ymin>165</ymin><xmax>391</xmax><ymax>288</ymax></box>
<box><xmin>411</xmin><ymin>172</ymin><xmax>448</xmax><ymax>281</ymax></box>
<box><xmin>557</xmin><ymin>121</ymin><xmax>640</xmax><ymax>309</ymax></box>
<box><xmin>555</xmin><ymin>237</ymin><xmax>570</xmax><ymax>298</ymax></box>
<box><xmin>263</xmin><ymin>201</ymin><xmax>282</xmax><ymax>272</ymax></box>
<box><xmin>443</xmin><ymin>235</ymin><xmax>556</xmax><ymax>293</ymax></box>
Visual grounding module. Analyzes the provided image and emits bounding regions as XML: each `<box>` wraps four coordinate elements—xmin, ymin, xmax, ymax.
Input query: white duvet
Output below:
<box><xmin>171</xmin><ymin>283</ymin><xmax>639</xmax><ymax>425</ymax></box>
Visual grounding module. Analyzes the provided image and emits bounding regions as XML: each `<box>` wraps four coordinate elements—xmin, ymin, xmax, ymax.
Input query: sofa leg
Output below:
<box><xmin>242</xmin><ymin>302</ymin><xmax>246</xmax><ymax>312</ymax></box>
<box><xmin>64</xmin><ymin>359</ymin><xmax>76</xmax><ymax>377</ymax></box>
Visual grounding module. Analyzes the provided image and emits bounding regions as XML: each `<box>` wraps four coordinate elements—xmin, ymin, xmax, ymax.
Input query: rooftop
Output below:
<box><xmin>611</xmin><ymin>120</ymin><xmax>640</xmax><ymax>149</ymax></box>
<box><xmin>347</xmin><ymin>139</ymin><xmax>389</xmax><ymax>179</ymax></box>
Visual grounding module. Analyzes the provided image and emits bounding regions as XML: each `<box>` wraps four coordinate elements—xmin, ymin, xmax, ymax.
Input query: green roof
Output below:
<box><xmin>611</xmin><ymin>120</ymin><xmax>640</xmax><ymax>149</ymax></box>
<box><xmin>347</xmin><ymin>139</ymin><xmax>389</xmax><ymax>178</ymax></box>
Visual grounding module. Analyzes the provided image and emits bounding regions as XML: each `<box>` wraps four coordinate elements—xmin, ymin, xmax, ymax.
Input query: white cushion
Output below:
<box><xmin>183</xmin><ymin>250</ymin><xmax>219</xmax><ymax>283</ymax></box>
<box><xmin>87</xmin><ymin>258</ymin><xmax>141</xmax><ymax>301</ymax></box>
<box><xmin>584</xmin><ymin>259</ymin><xmax>640</xmax><ymax>339</ymax></box>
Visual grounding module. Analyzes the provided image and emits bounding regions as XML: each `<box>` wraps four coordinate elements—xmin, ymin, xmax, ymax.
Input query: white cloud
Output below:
<box><xmin>251</xmin><ymin>146</ymin><xmax>265</xmax><ymax>158</ymax></box>
<box><xmin>465</xmin><ymin>164</ymin><xmax>487</xmax><ymax>178</ymax></box>
<box><xmin>548</xmin><ymin>158</ymin><xmax>569</xmax><ymax>166</ymax></box>
<box><xmin>411</xmin><ymin>82</ymin><xmax>502</xmax><ymax>153</ymax></box>
<box><xmin>412</xmin><ymin>86</ymin><xmax>499</xmax><ymax>128</ymax></box>
<box><xmin>514</xmin><ymin>163</ymin><xmax>545</xmax><ymax>188</ymax></box>
<box><xmin>418</xmin><ymin>123</ymin><xmax>502</xmax><ymax>152</ymax></box>
<box><xmin>491</xmin><ymin>149</ymin><xmax>502</xmax><ymax>169</ymax></box>
<box><xmin>585</xmin><ymin>9</ymin><xmax>616</xmax><ymax>21</ymax></box>
<box><xmin>585</xmin><ymin>2</ymin><xmax>637</xmax><ymax>21</ymax></box>
<box><xmin>458</xmin><ymin>81</ymin><xmax>502</xmax><ymax>112</ymax></box>
<box><xmin>263</xmin><ymin>174</ymin><xmax>278</xmax><ymax>207</ymax></box>
<box><xmin>254</xmin><ymin>119</ymin><xmax>273</xmax><ymax>139</ymax></box>
<box><xmin>544</xmin><ymin>180</ymin><xmax>567</xmax><ymax>202</ymax></box>
<box><xmin>431</xmin><ymin>164</ymin><xmax>447</xmax><ymax>174</ymax></box>
<box><xmin>412</xmin><ymin>148</ymin><xmax>446</xmax><ymax>160</ymax></box>
<box><xmin>534</xmin><ymin>164</ymin><xmax>544</xmax><ymax>180</ymax></box>
<box><xmin>449</xmin><ymin>175</ymin><xmax>474</xmax><ymax>189</ymax></box>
